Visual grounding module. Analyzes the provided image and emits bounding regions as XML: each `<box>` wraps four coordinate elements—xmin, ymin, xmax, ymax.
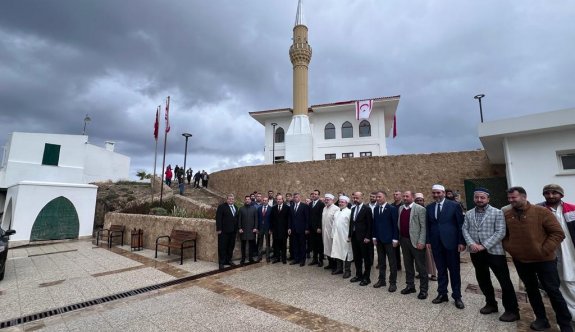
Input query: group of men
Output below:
<box><xmin>215</xmin><ymin>184</ymin><xmax>574</xmax><ymax>331</ymax></box>
<box><xmin>164</xmin><ymin>165</ymin><xmax>209</xmax><ymax>188</ymax></box>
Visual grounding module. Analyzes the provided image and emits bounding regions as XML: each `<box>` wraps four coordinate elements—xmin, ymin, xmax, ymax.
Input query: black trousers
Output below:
<box><xmin>218</xmin><ymin>232</ymin><xmax>236</xmax><ymax>264</ymax></box>
<box><xmin>400</xmin><ymin>237</ymin><xmax>428</xmax><ymax>292</ymax></box>
<box><xmin>292</xmin><ymin>233</ymin><xmax>307</xmax><ymax>263</ymax></box>
<box><xmin>376</xmin><ymin>241</ymin><xmax>397</xmax><ymax>284</ymax></box>
<box><xmin>514</xmin><ymin>259</ymin><xmax>572</xmax><ymax>328</ymax></box>
<box><xmin>273</xmin><ymin>236</ymin><xmax>287</xmax><ymax>262</ymax></box>
<box><xmin>351</xmin><ymin>235</ymin><xmax>374</xmax><ymax>281</ymax></box>
<box><xmin>432</xmin><ymin>243</ymin><xmax>462</xmax><ymax>299</ymax></box>
<box><xmin>257</xmin><ymin>232</ymin><xmax>271</xmax><ymax>259</ymax></box>
<box><xmin>240</xmin><ymin>239</ymin><xmax>256</xmax><ymax>261</ymax></box>
<box><xmin>310</xmin><ymin>231</ymin><xmax>324</xmax><ymax>261</ymax></box>
<box><xmin>395</xmin><ymin>245</ymin><xmax>402</xmax><ymax>270</ymax></box>
<box><xmin>470</xmin><ymin>251</ymin><xmax>518</xmax><ymax>312</ymax></box>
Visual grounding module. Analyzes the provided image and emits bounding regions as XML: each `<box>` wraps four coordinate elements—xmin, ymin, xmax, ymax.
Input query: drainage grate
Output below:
<box><xmin>0</xmin><ymin>263</ymin><xmax>251</xmax><ymax>329</ymax></box>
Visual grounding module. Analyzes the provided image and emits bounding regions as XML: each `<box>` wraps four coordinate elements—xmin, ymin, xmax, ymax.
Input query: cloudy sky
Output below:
<box><xmin>1</xmin><ymin>1</ymin><xmax>574</xmax><ymax>177</ymax></box>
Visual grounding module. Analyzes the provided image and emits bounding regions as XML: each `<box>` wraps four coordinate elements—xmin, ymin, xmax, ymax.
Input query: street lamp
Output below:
<box><xmin>182</xmin><ymin>133</ymin><xmax>192</xmax><ymax>174</ymax></box>
<box><xmin>82</xmin><ymin>114</ymin><xmax>91</xmax><ymax>135</ymax></box>
<box><xmin>271</xmin><ymin>123</ymin><xmax>277</xmax><ymax>164</ymax></box>
<box><xmin>474</xmin><ymin>94</ymin><xmax>485</xmax><ymax>123</ymax></box>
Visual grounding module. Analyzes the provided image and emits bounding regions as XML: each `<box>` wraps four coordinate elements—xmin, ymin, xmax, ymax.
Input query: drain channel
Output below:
<box><xmin>0</xmin><ymin>263</ymin><xmax>251</xmax><ymax>329</ymax></box>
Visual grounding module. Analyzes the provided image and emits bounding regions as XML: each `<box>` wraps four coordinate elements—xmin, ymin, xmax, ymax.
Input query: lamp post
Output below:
<box><xmin>271</xmin><ymin>123</ymin><xmax>277</xmax><ymax>164</ymax></box>
<box><xmin>474</xmin><ymin>94</ymin><xmax>485</xmax><ymax>123</ymax></box>
<box><xmin>82</xmin><ymin>114</ymin><xmax>91</xmax><ymax>135</ymax></box>
<box><xmin>182</xmin><ymin>133</ymin><xmax>192</xmax><ymax>174</ymax></box>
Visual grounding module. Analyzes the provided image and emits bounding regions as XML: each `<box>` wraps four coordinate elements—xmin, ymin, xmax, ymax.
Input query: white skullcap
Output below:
<box><xmin>324</xmin><ymin>193</ymin><xmax>335</xmax><ymax>200</ymax></box>
<box><xmin>432</xmin><ymin>184</ymin><xmax>445</xmax><ymax>191</ymax></box>
<box><xmin>414</xmin><ymin>193</ymin><xmax>424</xmax><ymax>199</ymax></box>
<box><xmin>339</xmin><ymin>195</ymin><xmax>350</xmax><ymax>203</ymax></box>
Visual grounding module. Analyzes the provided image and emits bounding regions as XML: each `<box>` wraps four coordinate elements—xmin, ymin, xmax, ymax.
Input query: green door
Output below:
<box><xmin>30</xmin><ymin>196</ymin><xmax>80</xmax><ymax>241</ymax></box>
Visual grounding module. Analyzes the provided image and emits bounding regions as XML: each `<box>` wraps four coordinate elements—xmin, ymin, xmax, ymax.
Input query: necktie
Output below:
<box><xmin>436</xmin><ymin>203</ymin><xmax>441</xmax><ymax>219</ymax></box>
<box><xmin>230</xmin><ymin>205</ymin><xmax>235</xmax><ymax>215</ymax></box>
<box><xmin>263</xmin><ymin>206</ymin><xmax>267</xmax><ymax>216</ymax></box>
<box><xmin>279</xmin><ymin>205</ymin><xmax>282</xmax><ymax>211</ymax></box>
<box><xmin>295</xmin><ymin>204</ymin><xmax>299</xmax><ymax>212</ymax></box>
<box><xmin>380</xmin><ymin>206</ymin><xmax>383</xmax><ymax>214</ymax></box>
<box><xmin>355</xmin><ymin>205</ymin><xmax>360</xmax><ymax>219</ymax></box>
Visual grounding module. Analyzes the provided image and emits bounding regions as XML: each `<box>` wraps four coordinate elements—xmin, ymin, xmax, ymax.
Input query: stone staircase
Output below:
<box><xmin>181</xmin><ymin>186</ymin><xmax>224</xmax><ymax>208</ymax></box>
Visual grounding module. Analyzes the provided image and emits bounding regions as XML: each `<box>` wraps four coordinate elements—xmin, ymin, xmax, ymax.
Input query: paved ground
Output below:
<box><xmin>0</xmin><ymin>239</ymin><xmax>567</xmax><ymax>331</ymax></box>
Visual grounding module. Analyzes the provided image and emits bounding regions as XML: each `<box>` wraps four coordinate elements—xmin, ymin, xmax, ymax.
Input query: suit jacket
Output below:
<box><xmin>426</xmin><ymin>199</ymin><xmax>465</xmax><ymax>250</ymax></box>
<box><xmin>238</xmin><ymin>205</ymin><xmax>258</xmax><ymax>241</ymax></box>
<box><xmin>269</xmin><ymin>204</ymin><xmax>291</xmax><ymax>239</ymax></box>
<box><xmin>290</xmin><ymin>202</ymin><xmax>310</xmax><ymax>234</ymax></box>
<box><xmin>462</xmin><ymin>204</ymin><xmax>506</xmax><ymax>255</ymax></box>
<box><xmin>216</xmin><ymin>203</ymin><xmax>238</xmax><ymax>234</ymax></box>
<box><xmin>349</xmin><ymin>204</ymin><xmax>374</xmax><ymax>241</ymax></box>
<box><xmin>257</xmin><ymin>204</ymin><xmax>272</xmax><ymax>234</ymax></box>
<box><xmin>398</xmin><ymin>203</ymin><xmax>427</xmax><ymax>248</ymax></box>
<box><xmin>309</xmin><ymin>200</ymin><xmax>326</xmax><ymax>231</ymax></box>
<box><xmin>373</xmin><ymin>203</ymin><xmax>399</xmax><ymax>244</ymax></box>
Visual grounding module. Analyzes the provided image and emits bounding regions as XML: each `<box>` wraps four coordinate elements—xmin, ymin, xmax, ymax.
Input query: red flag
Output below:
<box><xmin>153</xmin><ymin>106</ymin><xmax>159</xmax><ymax>140</ymax></box>
<box><xmin>393</xmin><ymin>115</ymin><xmax>397</xmax><ymax>138</ymax></box>
<box><xmin>165</xmin><ymin>96</ymin><xmax>171</xmax><ymax>133</ymax></box>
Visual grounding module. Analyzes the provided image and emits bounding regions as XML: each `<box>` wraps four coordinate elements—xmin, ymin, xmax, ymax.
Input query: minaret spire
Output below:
<box><xmin>295</xmin><ymin>0</ymin><xmax>305</xmax><ymax>26</ymax></box>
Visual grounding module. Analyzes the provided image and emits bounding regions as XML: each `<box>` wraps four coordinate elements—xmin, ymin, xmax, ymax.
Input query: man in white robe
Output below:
<box><xmin>331</xmin><ymin>195</ymin><xmax>354</xmax><ymax>278</ymax></box>
<box><xmin>322</xmin><ymin>194</ymin><xmax>340</xmax><ymax>272</ymax></box>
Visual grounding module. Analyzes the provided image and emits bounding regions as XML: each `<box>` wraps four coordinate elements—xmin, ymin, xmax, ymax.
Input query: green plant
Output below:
<box><xmin>171</xmin><ymin>205</ymin><xmax>189</xmax><ymax>218</ymax></box>
<box><xmin>150</xmin><ymin>207</ymin><xmax>168</xmax><ymax>216</ymax></box>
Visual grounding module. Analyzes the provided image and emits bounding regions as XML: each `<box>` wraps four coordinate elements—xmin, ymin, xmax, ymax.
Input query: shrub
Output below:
<box><xmin>171</xmin><ymin>205</ymin><xmax>189</xmax><ymax>218</ymax></box>
<box><xmin>150</xmin><ymin>207</ymin><xmax>168</xmax><ymax>216</ymax></box>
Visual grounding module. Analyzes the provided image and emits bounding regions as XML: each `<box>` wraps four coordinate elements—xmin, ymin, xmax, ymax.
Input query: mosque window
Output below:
<box><xmin>342</xmin><ymin>121</ymin><xmax>353</xmax><ymax>138</ymax></box>
<box><xmin>324</xmin><ymin>123</ymin><xmax>335</xmax><ymax>139</ymax></box>
<box><xmin>325</xmin><ymin>153</ymin><xmax>336</xmax><ymax>160</ymax></box>
<box><xmin>42</xmin><ymin>143</ymin><xmax>60</xmax><ymax>166</ymax></box>
<box><xmin>359</xmin><ymin>120</ymin><xmax>371</xmax><ymax>137</ymax></box>
<box><xmin>360</xmin><ymin>152</ymin><xmax>372</xmax><ymax>157</ymax></box>
<box><xmin>275</xmin><ymin>127</ymin><xmax>285</xmax><ymax>143</ymax></box>
<box><xmin>342</xmin><ymin>152</ymin><xmax>354</xmax><ymax>158</ymax></box>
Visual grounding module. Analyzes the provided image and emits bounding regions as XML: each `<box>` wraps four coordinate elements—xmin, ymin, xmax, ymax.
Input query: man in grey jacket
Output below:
<box><xmin>462</xmin><ymin>188</ymin><xmax>519</xmax><ymax>322</ymax></box>
<box><xmin>238</xmin><ymin>195</ymin><xmax>258</xmax><ymax>264</ymax></box>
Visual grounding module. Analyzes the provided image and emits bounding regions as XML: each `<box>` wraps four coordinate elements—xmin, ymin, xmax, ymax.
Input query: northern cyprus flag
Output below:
<box><xmin>355</xmin><ymin>100</ymin><xmax>373</xmax><ymax>120</ymax></box>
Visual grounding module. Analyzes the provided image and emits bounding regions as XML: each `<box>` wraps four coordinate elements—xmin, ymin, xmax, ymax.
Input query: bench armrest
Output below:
<box><xmin>179</xmin><ymin>239</ymin><xmax>196</xmax><ymax>247</ymax></box>
<box><xmin>156</xmin><ymin>235</ymin><xmax>171</xmax><ymax>244</ymax></box>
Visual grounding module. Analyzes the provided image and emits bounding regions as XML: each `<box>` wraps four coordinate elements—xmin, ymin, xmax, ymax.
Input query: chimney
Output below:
<box><xmin>105</xmin><ymin>141</ymin><xmax>115</xmax><ymax>152</ymax></box>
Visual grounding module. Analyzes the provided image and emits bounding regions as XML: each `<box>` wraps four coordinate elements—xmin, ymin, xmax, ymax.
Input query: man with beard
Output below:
<box><xmin>309</xmin><ymin>190</ymin><xmax>326</xmax><ymax>266</ymax></box>
<box><xmin>270</xmin><ymin>194</ymin><xmax>290</xmax><ymax>264</ymax></box>
<box><xmin>322</xmin><ymin>194</ymin><xmax>339</xmax><ymax>272</ymax></box>
<box><xmin>504</xmin><ymin>187</ymin><xmax>571</xmax><ymax>331</ymax></box>
<box><xmin>462</xmin><ymin>188</ymin><xmax>519</xmax><ymax>322</ymax></box>
<box><xmin>331</xmin><ymin>195</ymin><xmax>354</xmax><ymax>278</ymax></box>
<box><xmin>372</xmin><ymin>191</ymin><xmax>399</xmax><ymax>292</ymax></box>
<box><xmin>349</xmin><ymin>192</ymin><xmax>374</xmax><ymax>286</ymax></box>
<box><xmin>238</xmin><ymin>195</ymin><xmax>258</xmax><ymax>264</ymax></box>
<box><xmin>538</xmin><ymin>184</ymin><xmax>575</xmax><ymax>328</ymax></box>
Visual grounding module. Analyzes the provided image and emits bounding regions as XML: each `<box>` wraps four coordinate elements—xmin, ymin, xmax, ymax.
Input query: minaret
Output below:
<box><xmin>285</xmin><ymin>0</ymin><xmax>313</xmax><ymax>162</ymax></box>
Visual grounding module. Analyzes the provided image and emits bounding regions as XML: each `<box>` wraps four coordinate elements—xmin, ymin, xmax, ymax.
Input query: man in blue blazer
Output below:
<box><xmin>426</xmin><ymin>184</ymin><xmax>466</xmax><ymax>309</ymax></box>
<box><xmin>289</xmin><ymin>193</ymin><xmax>310</xmax><ymax>266</ymax></box>
<box><xmin>372</xmin><ymin>191</ymin><xmax>399</xmax><ymax>292</ymax></box>
<box><xmin>257</xmin><ymin>197</ymin><xmax>273</xmax><ymax>262</ymax></box>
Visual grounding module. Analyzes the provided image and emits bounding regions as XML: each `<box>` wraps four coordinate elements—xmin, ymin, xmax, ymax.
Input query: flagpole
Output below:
<box><xmin>160</xmin><ymin>96</ymin><xmax>170</xmax><ymax>204</ymax></box>
<box><xmin>152</xmin><ymin>106</ymin><xmax>160</xmax><ymax>202</ymax></box>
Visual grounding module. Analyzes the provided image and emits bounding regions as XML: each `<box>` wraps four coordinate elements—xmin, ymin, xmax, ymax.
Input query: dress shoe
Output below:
<box><xmin>388</xmin><ymin>284</ymin><xmax>397</xmax><ymax>292</ymax></box>
<box><xmin>400</xmin><ymin>287</ymin><xmax>416</xmax><ymax>295</ymax></box>
<box><xmin>308</xmin><ymin>260</ymin><xmax>318</xmax><ymax>266</ymax></box>
<box><xmin>299</xmin><ymin>262</ymin><xmax>305</xmax><ymax>267</ymax></box>
<box><xmin>271</xmin><ymin>259</ymin><xmax>280</xmax><ymax>264</ymax></box>
<box><xmin>454</xmin><ymin>299</ymin><xmax>465</xmax><ymax>309</ymax></box>
<box><xmin>289</xmin><ymin>261</ymin><xmax>299</xmax><ymax>265</ymax></box>
<box><xmin>479</xmin><ymin>304</ymin><xmax>498</xmax><ymax>315</ymax></box>
<box><xmin>219</xmin><ymin>264</ymin><xmax>225</xmax><ymax>270</ymax></box>
<box><xmin>429</xmin><ymin>275</ymin><xmax>437</xmax><ymax>281</ymax></box>
<box><xmin>417</xmin><ymin>292</ymin><xmax>428</xmax><ymax>300</ymax></box>
<box><xmin>324</xmin><ymin>264</ymin><xmax>332</xmax><ymax>270</ymax></box>
<box><xmin>498</xmin><ymin>312</ymin><xmax>520</xmax><ymax>322</ymax></box>
<box><xmin>317</xmin><ymin>261</ymin><xmax>323</xmax><ymax>267</ymax></box>
<box><xmin>287</xmin><ymin>256</ymin><xmax>294</xmax><ymax>261</ymax></box>
<box><xmin>239</xmin><ymin>260</ymin><xmax>245</xmax><ymax>265</ymax></box>
<box><xmin>332</xmin><ymin>270</ymin><xmax>343</xmax><ymax>275</ymax></box>
<box><xmin>350</xmin><ymin>276</ymin><xmax>361</xmax><ymax>283</ymax></box>
<box><xmin>248</xmin><ymin>259</ymin><xmax>255</xmax><ymax>263</ymax></box>
<box><xmin>228</xmin><ymin>262</ymin><xmax>237</xmax><ymax>267</ymax></box>
<box><xmin>432</xmin><ymin>294</ymin><xmax>449</xmax><ymax>304</ymax></box>
<box><xmin>373</xmin><ymin>280</ymin><xmax>386</xmax><ymax>288</ymax></box>
<box><xmin>282</xmin><ymin>260</ymin><xmax>287</xmax><ymax>264</ymax></box>
<box><xmin>415</xmin><ymin>274</ymin><xmax>421</xmax><ymax>279</ymax></box>
<box><xmin>529</xmin><ymin>318</ymin><xmax>550</xmax><ymax>331</ymax></box>
<box><xmin>342</xmin><ymin>271</ymin><xmax>351</xmax><ymax>279</ymax></box>
<box><xmin>359</xmin><ymin>279</ymin><xmax>371</xmax><ymax>286</ymax></box>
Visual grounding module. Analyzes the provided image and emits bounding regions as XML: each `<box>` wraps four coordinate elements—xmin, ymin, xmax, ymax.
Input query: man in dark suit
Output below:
<box><xmin>426</xmin><ymin>184</ymin><xmax>466</xmax><ymax>309</ymax></box>
<box><xmin>373</xmin><ymin>191</ymin><xmax>399</xmax><ymax>292</ymax></box>
<box><xmin>257</xmin><ymin>197</ymin><xmax>272</xmax><ymax>262</ymax></box>
<box><xmin>216</xmin><ymin>194</ymin><xmax>238</xmax><ymax>269</ymax></box>
<box><xmin>289</xmin><ymin>193</ymin><xmax>310</xmax><ymax>266</ymax></box>
<box><xmin>349</xmin><ymin>191</ymin><xmax>375</xmax><ymax>286</ymax></box>
<box><xmin>269</xmin><ymin>194</ymin><xmax>290</xmax><ymax>264</ymax></box>
<box><xmin>309</xmin><ymin>190</ymin><xmax>326</xmax><ymax>267</ymax></box>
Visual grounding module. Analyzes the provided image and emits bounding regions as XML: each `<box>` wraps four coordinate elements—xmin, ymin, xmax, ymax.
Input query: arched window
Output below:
<box><xmin>275</xmin><ymin>127</ymin><xmax>285</xmax><ymax>143</ymax></box>
<box><xmin>324</xmin><ymin>123</ymin><xmax>335</xmax><ymax>139</ymax></box>
<box><xmin>359</xmin><ymin>120</ymin><xmax>371</xmax><ymax>137</ymax></box>
<box><xmin>341</xmin><ymin>121</ymin><xmax>353</xmax><ymax>138</ymax></box>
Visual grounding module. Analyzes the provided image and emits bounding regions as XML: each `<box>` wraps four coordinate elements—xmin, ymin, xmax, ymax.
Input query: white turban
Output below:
<box><xmin>414</xmin><ymin>193</ymin><xmax>424</xmax><ymax>199</ymax></box>
<box><xmin>324</xmin><ymin>193</ymin><xmax>335</xmax><ymax>200</ymax></box>
<box><xmin>432</xmin><ymin>184</ymin><xmax>445</xmax><ymax>191</ymax></box>
<box><xmin>338</xmin><ymin>195</ymin><xmax>350</xmax><ymax>203</ymax></box>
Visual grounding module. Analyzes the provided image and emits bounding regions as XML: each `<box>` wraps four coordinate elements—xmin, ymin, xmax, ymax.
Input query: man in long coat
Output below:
<box><xmin>238</xmin><ymin>195</ymin><xmax>258</xmax><ymax>264</ymax></box>
<box><xmin>322</xmin><ymin>194</ymin><xmax>339</xmax><ymax>272</ymax></box>
<box><xmin>331</xmin><ymin>195</ymin><xmax>354</xmax><ymax>278</ymax></box>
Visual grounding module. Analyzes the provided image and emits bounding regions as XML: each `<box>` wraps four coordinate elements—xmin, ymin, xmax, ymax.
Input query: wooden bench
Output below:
<box><xmin>97</xmin><ymin>225</ymin><xmax>125</xmax><ymax>248</ymax></box>
<box><xmin>155</xmin><ymin>229</ymin><xmax>197</xmax><ymax>265</ymax></box>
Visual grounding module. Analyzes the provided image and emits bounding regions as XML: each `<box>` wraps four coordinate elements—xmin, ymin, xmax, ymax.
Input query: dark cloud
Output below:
<box><xmin>1</xmin><ymin>1</ymin><xmax>574</xmax><ymax>177</ymax></box>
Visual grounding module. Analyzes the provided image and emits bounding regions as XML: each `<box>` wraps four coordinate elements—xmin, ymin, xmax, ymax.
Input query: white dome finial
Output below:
<box><xmin>295</xmin><ymin>0</ymin><xmax>305</xmax><ymax>27</ymax></box>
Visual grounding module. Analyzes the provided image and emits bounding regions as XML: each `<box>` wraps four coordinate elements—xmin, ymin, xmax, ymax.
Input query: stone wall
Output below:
<box><xmin>104</xmin><ymin>212</ymin><xmax>239</xmax><ymax>263</ymax></box>
<box><xmin>209</xmin><ymin>150</ymin><xmax>505</xmax><ymax>203</ymax></box>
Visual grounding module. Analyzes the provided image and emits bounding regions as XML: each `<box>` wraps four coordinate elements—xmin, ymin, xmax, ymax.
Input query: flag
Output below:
<box><xmin>165</xmin><ymin>96</ymin><xmax>171</xmax><ymax>133</ymax></box>
<box><xmin>393</xmin><ymin>115</ymin><xmax>397</xmax><ymax>138</ymax></box>
<box><xmin>153</xmin><ymin>106</ymin><xmax>159</xmax><ymax>140</ymax></box>
<box><xmin>355</xmin><ymin>100</ymin><xmax>373</xmax><ymax>120</ymax></box>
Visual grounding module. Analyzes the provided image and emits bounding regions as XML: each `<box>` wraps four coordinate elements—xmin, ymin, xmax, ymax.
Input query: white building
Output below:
<box><xmin>479</xmin><ymin>108</ymin><xmax>575</xmax><ymax>202</ymax></box>
<box><xmin>250</xmin><ymin>96</ymin><xmax>400</xmax><ymax>164</ymax></box>
<box><xmin>0</xmin><ymin>132</ymin><xmax>131</xmax><ymax>243</ymax></box>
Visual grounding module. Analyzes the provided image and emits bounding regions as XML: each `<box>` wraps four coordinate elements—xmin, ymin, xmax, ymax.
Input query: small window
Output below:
<box><xmin>558</xmin><ymin>151</ymin><xmax>575</xmax><ymax>170</ymax></box>
<box><xmin>42</xmin><ymin>143</ymin><xmax>61</xmax><ymax>166</ymax></box>
<box><xmin>324</xmin><ymin>123</ymin><xmax>335</xmax><ymax>140</ymax></box>
<box><xmin>359</xmin><ymin>120</ymin><xmax>371</xmax><ymax>137</ymax></box>
<box><xmin>275</xmin><ymin>127</ymin><xmax>285</xmax><ymax>143</ymax></box>
<box><xmin>325</xmin><ymin>153</ymin><xmax>336</xmax><ymax>160</ymax></box>
<box><xmin>360</xmin><ymin>152</ymin><xmax>372</xmax><ymax>157</ymax></box>
<box><xmin>342</xmin><ymin>121</ymin><xmax>353</xmax><ymax>138</ymax></box>
<box><xmin>274</xmin><ymin>156</ymin><xmax>285</xmax><ymax>164</ymax></box>
<box><xmin>342</xmin><ymin>152</ymin><xmax>354</xmax><ymax>159</ymax></box>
